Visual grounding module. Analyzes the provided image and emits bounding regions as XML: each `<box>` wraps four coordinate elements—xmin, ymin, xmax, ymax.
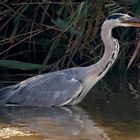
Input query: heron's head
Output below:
<box><xmin>106</xmin><ymin>13</ymin><xmax>140</xmax><ymax>28</ymax></box>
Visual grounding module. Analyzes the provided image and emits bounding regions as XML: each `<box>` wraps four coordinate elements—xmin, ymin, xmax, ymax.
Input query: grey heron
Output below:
<box><xmin>0</xmin><ymin>13</ymin><xmax>140</xmax><ymax>107</ymax></box>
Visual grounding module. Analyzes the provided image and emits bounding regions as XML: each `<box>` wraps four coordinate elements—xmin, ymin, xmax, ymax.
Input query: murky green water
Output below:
<box><xmin>0</xmin><ymin>72</ymin><xmax>140</xmax><ymax>140</ymax></box>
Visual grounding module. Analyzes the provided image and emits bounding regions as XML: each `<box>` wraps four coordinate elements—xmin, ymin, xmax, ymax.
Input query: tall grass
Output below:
<box><xmin>0</xmin><ymin>0</ymin><xmax>140</xmax><ymax>74</ymax></box>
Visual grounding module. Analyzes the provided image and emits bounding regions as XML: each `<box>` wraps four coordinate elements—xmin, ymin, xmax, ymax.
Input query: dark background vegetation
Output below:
<box><xmin>0</xmin><ymin>0</ymin><xmax>140</xmax><ymax>79</ymax></box>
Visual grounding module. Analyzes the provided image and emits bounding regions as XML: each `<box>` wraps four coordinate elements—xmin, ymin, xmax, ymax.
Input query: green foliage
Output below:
<box><xmin>0</xmin><ymin>0</ymin><xmax>140</xmax><ymax>73</ymax></box>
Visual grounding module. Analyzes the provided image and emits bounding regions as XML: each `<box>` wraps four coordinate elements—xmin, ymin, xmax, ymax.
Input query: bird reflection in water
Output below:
<box><xmin>0</xmin><ymin>106</ymin><xmax>110</xmax><ymax>140</ymax></box>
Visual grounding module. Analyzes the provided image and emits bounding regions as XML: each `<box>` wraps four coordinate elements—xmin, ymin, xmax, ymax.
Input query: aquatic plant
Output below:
<box><xmin>0</xmin><ymin>0</ymin><xmax>139</xmax><ymax>73</ymax></box>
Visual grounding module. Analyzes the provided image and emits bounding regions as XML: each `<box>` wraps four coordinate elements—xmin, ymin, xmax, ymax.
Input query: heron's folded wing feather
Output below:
<box><xmin>2</xmin><ymin>71</ymin><xmax>83</xmax><ymax>107</ymax></box>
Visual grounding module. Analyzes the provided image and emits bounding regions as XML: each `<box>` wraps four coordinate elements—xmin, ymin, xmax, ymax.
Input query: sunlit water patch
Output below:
<box><xmin>0</xmin><ymin>126</ymin><xmax>33</xmax><ymax>138</ymax></box>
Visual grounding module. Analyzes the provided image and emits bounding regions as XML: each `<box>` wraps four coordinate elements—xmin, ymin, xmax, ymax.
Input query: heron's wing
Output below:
<box><xmin>1</xmin><ymin>70</ymin><xmax>83</xmax><ymax>107</ymax></box>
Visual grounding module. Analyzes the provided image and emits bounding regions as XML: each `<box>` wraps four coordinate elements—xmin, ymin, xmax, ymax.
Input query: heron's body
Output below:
<box><xmin>0</xmin><ymin>13</ymin><xmax>140</xmax><ymax>107</ymax></box>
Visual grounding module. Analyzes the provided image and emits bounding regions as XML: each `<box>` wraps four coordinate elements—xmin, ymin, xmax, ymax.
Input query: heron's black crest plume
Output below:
<box><xmin>108</xmin><ymin>13</ymin><xmax>123</xmax><ymax>20</ymax></box>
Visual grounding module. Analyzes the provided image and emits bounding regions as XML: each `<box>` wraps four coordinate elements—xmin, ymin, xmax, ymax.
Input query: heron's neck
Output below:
<box><xmin>87</xmin><ymin>22</ymin><xmax>120</xmax><ymax>79</ymax></box>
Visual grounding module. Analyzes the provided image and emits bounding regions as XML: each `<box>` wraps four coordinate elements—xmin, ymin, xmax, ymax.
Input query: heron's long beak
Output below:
<box><xmin>122</xmin><ymin>17</ymin><xmax>140</xmax><ymax>27</ymax></box>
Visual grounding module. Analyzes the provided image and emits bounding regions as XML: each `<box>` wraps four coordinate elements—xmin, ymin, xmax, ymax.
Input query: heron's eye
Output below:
<box><xmin>120</xmin><ymin>16</ymin><xmax>131</xmax><ymax>22</ymax></box>
<box><xmin>119</xmin><ymin>17</ymin><xmax>124</xmax><ymax>21</ymax></box>
<box><xmin>119</xmin><ymin>16</ymin><xmax>129</xmax><ymax>22</ymax></box>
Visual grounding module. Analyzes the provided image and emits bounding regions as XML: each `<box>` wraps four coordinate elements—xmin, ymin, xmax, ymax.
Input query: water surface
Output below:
<box><xmin>0</xmin><ymin>72</ymin><xmax>139</xmax><ymax>140</ymax></box>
